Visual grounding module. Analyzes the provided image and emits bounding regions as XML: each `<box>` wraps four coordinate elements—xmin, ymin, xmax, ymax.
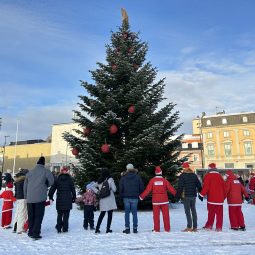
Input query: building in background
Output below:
<box><xmin>193</xmin><ymin>112</ymin><xmax>255</xmax><ymax>170</ymax></box>
<box><xmin>179</xmin><ymin>134</ymin><xmax>203</xmax><ymax>169</ymax></box>
<box><xmin>1</xmin><ymin>139</ymin><xmax>51</xmax><ymax>173</ymax></box>
<box><xmin>50</xmin><ymin>122</ymin><xmax>80</xmax><ymax>173</ymax></box>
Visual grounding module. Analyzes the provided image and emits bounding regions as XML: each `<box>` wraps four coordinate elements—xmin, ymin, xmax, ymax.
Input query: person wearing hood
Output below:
<box><xmin>23</xmin><ymin>156</ymin><xmax>54</xmax><ymax>240</ymax></box>
<box><xmin>48</xmin><ymin>167</ymin><xmax>76</xmax><ymax>233</ymax></box>
<box><xmin>225</xmin><ymin>170</ymin><xmax>249</xmax><ymax>231</ymax></box>
<box><xmin>119</xmin><ymin>163</ymin><xmax>144</xmax><ymax>234</ymax></box>
<box><xmin>140</xmin><ymin>166</ymin><xmax>176</xmax><ymax>232</ymax></box>
<box><xmin>199</xmin><ymin>163</ymin><xmax>225</xmax><ymax>232</ymax></box>
<box><xmin>175</xmin><ymin>162</ymin><xmax>202</xmax><ymax>232</ymax></box>
<box><xmin>13</xmin><ymin>168</ymin><xmax>29</xmax><ymax>234</ymax></box>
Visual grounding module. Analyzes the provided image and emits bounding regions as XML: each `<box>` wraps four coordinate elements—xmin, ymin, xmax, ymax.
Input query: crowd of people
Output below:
<box><xmin>0</xmin><ymin>157</ymin><xmax>254</xmax><ymax>240</ymax></box>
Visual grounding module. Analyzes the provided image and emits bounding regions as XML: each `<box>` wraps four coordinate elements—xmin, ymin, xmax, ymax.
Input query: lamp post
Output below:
<box><xmin>199</xmin><ymin>112</ymin><xmax>206</xmax><ymax>168</ymax></box>
<box><xmin>1</xmin><ymin>135</ymin><xmax>10</xmax><ymax>173</ymax></box>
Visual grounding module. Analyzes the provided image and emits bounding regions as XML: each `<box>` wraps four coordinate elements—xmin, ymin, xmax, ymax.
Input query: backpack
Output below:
<box><xmin>99</xmin><ymin>179</ymin><xmax>111</xmax><ymax>199</ymax></box>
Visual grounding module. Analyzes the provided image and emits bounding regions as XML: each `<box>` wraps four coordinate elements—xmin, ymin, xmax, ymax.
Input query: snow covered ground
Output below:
<box><xmin>1</xmin><ymin>198</ymin><xmax>255</xmax><ymax>255</ymax></box>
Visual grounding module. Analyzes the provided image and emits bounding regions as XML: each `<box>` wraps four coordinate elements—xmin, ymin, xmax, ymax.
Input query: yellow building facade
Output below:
<box><xmin>193</xmin><ymin>112</ymin><xmax>255</xmax><ymax>169</ymax></box>
<box><xmin>2</xmin><ymin>141</ymin><xmax>51</xmax><ymax>173</ymax></box>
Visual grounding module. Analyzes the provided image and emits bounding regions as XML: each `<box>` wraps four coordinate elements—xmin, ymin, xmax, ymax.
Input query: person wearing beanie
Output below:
<box><xmin>225</xmin><ymin>170</ymin><xmax>249</xmax><ymax>231</ymax></box>
<box><xmin>175</xmin><ymin>162</ymin><xmax>202</xmax><ymax>232</ymax></box>
<box><xmin>81</xmin><ymin>182</ymin><xmax>97</xmax><ymax>231</ymax></box>
<box><xmin>199</xmin><ymin>163</ymin><xmax>225</xmax><ymax>231</ymax></box>
<box><xmin>119</xmin><ymin>163</ymin><xmax>144</xmax><ymax>234</ymax></box>
<box><xmin>23</xmin><ymin>156</ymin><xmax>54</xmax><ymax>240</ymax></box>
<box><xmin>48</xmin><ymin>167</ymin><xmax>76</xmax><ymax>233</ymax></box>
<box><xmin>3</xmin><ymin>169</ymin><xmax>14</xmax><ymax>185</ymax></box>
<box><xmin>0</xmin><ymin>182</ymin><xmax>16</xmax><ymax>228</ymax></box>
<box><xmin>139</xmin><ymin>166</ymin><xmax>176</xmax><ymax>232</ymax></box>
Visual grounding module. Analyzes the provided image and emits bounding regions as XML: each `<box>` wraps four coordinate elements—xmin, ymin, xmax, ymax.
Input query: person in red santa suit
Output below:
<box><xmin>248</xmin><ymin>173</ymin><xmax>255</xmax><ymax>204</ymax></box>
<box><xmin>225</xmin><ymin>170</ymin><xmax>249</xmax><ymax>231</ymax></box>
<box><xmin>199</xmin><ymin>163</ymin><xmax>225</xmax><ymax>231</ymax></box>
<box><xmin>0</xmin><ymin>182</ymin><xmax>16</xmax><ymax>228</ymax></box>
<box><xmin>139</xmin><ymin>166</ymin><xmax>176</xmax><ymax>232</ymax></box>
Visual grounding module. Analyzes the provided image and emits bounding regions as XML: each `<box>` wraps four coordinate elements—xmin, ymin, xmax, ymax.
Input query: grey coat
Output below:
<box><xmin>24</xmin><ymin>164</ymin><xmax>54</xmax><ymax>203</ymax></box>
<box><xmin>97</xmin><ymin>177</ymin><xmax>117</xmax><ymax>212</ymax></box>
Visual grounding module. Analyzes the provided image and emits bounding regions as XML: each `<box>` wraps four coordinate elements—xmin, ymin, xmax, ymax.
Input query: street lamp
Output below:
<box><xmin>199</xmin><ymin>112</ymin><xmax>206</xmax><ymax>168</ymax></box>
<box><xmin>1</xmin><ymin>135</ymin><xmax>10</xmax><ymax>173</ymax></box>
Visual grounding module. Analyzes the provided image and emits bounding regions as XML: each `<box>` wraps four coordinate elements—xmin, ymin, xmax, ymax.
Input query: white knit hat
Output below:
<box><xmin>126</xmin><ymin>164</ymin><xmax>134</xmax><ymax>170</ymax></box>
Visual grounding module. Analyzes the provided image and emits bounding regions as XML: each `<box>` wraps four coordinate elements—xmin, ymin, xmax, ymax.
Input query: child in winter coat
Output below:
<box><xmin>139</xmin><ymin>166</ymin><xmax>176</xmax><ymax>232</ymax></box>
<box><xmin>82</xmin><ymin>182</ymin><xmax>97</xmax><ymax>230</ymax></box>
<box><xmin>0</xmin><ymin>182</ymin><xmax>16</xmax><ymax>228</ymax></box>
<box><xmin>225</xmin><ymin>170</ymin><xmax>249</xmax><ymax>231</ymax></box>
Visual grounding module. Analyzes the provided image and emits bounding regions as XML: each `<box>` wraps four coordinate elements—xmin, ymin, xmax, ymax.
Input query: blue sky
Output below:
<box><xmin>1</xmin><ymin>0</ymin><xmax>255</xmax><ymax>145</ymax></box>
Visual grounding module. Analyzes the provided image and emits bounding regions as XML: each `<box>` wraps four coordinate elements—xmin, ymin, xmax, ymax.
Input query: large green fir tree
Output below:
<box><xmin>64</xmin><ymin>11</ymin><xmax>182</xmax><ymax>190</ymax></box>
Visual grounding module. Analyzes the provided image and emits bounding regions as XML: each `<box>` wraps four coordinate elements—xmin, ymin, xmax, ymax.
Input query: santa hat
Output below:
<box><xmin>182</xmin><ymin>162</ymin><xmax>190</xmax><ymax>169</ymax></box>
<box><xmin>208</xmin><ymin>163</ymin><xmax>216</xmax><ymax>169</ymax></box>
<box><xmin>225</xmin><ymin>170</ymin><xmax>233</xmax><ymax>177</ymax></box>
<box><xmin>155</xmin><ymin>166</ymin><xmax>162</xmax><ymax>175</ymax></box>
<box><xmin>61</xmin><ymin>167</ymin><xmax>69</xmax><ymax>173</ymax></box>
<box><xmin>6</xmin><ymin>182</ymin><xmax>13</xmax><ymax>189</ymax></box>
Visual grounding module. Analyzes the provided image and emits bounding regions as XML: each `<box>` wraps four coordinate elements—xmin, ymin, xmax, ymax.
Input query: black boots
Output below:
<box><xmin>123</xmin><ymin>228</ymin><xmax>130</xmax><ymax>234</ymax></box>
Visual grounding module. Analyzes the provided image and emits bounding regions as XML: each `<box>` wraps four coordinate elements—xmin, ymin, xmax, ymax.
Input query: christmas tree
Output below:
<box><xmin>64</xmin><ymin>9</ymin><xmax>182</xmax><ymax>190</ymax></box>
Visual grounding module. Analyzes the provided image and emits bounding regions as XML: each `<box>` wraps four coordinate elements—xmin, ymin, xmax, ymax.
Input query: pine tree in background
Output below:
<box><xmin>64</xmin><ymin>9</ymin><xmax>182</xmax><ymax>191</ymax></box>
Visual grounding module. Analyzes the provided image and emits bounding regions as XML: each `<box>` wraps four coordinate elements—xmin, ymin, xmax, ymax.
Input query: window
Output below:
<box><xmin>225</xmin><ymin>163</ymin><xmax>234</xmax><ymax>168</ymax></box>
<box><xmin>206</xmin><ymin>120</ymin><xmax>211</xmax><ymax>126</ymax></box>
<box><xmin>182</xmin><ymin>143</ymin><xmax>188</xmax><ymax>149</ymax></box>
<box><xmin>242</xmin><ymin>116</ymin><xmax>248</xmax><ymax>123</ymax></box>
<box><xmin>224</xmin><ymin>143</ymin><xmax>232</xmax><ymax>157</ymax></box>
<box><xmin>193</xmin><ymin>154</ymin><xmax>199</xmax><ymax>162</ymax></box>
<box><xmin>207</xmin><ymin>144</ymin><xmax>215</xmax><ymax>156</ymax></box>
<box><xmin>244</xmin><ymin>142</ymin><xmax>253</xmax><ymax>155</ymax></box>
<box><xmin>207</xmin><ymin>132</ymin><xmax>213</xmax><ymax>139</ymax></box>
<box><xmin>223</xmin><ymin>131</ymin><xmax>229</xmax><ymax>138</ymax></box>
<box><xmin>222</xmin><ymin>118</ymin><xmax>227</xmax><ymax>124</ymax></box>
<box><xmin>244</xmin><ymin>130</ymin><xmax>250</xmax><ymax>136</ymax></box>
<box><xmin>246</xmin><ymin>164</ymin><xmax>254</xmax><ymax>169</ymax></box>
<box><xmin>192</xmin><ymin>142</ymin><xmax>198</xmax><ymax>148</ymax></box>
<box><xmin>188</xmin><ymin>143</ymin><xmax>192</xmax><ymax>149</ymax></box>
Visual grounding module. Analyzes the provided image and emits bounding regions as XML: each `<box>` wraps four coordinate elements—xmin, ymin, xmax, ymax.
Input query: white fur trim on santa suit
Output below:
<box><xmin>1</xmin><ymin>209</ymin><xmax>13</xmax><ymax>213</ymax></box>
<box><xmin>228</xmin><ymin>204</ymin><xmax>242</xmax><ymax>206</ymax></box>
<box><xmin>208</xmin><ymin>171</ymin><xmax>220</xmax><ymax>174</ymax></box>
<box><xmin>152</xmin><ymin>201</ymin><xmax>169</xmax><ymax>205</ymax></box>
<box><xmin>207</xmin><ymin>202</ymin><xmax>224</xmax><ymax>205</ymax></box>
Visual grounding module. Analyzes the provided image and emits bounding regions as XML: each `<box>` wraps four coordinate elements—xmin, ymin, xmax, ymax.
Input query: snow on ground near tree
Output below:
<box><xmin>1</xmin><ymin>199</ymin><xmax>255</xmax><ymax>255</ymax></box>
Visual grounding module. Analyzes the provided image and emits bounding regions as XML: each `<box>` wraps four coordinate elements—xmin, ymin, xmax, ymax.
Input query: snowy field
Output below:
<box><xmin>1</xmin><ymin>198</ymin><xmax>255</xmax><ymax>255</ymax></box>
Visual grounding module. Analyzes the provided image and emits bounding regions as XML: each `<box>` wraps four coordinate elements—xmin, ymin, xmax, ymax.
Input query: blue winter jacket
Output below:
<box><xmin>119</xmin><ymin>171</ymin><xmax>144</xmax><ymax>199</ymax></box>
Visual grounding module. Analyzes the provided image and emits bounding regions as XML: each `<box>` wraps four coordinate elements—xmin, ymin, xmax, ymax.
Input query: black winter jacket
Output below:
<box><xmin>48</xmin><ymin>173</ymin><xmax>76</xmax><ymax>211</ymax></box>
<box><xmin>176</xmin><ymin>169</ymin><xmax>202</xmax><ymax>199</ymax></box>
<box><xmin>14</xmin><ymin>174</ymin><xmax>26</xmax><ymax>199</ymax></box>
<box><xmin>119</xmin><ymin>171</ymin><xmax>144</xmax><ymax>199</ymax></box>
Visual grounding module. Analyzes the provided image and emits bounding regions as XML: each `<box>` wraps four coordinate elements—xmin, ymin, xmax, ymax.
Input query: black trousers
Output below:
<box><xmin>56</xmin><ymin>210</ymin><xmax>70</xmax><ymax>232</ymax></box>
<box><xmin>83</xmin><ymin>205</ymin><xmax>94</xmax><ymax>228</ymax></box>
<box><xmin>183</xmin><ymin>197</ymin><xmax>197</xmax><ymax>228</ymax></box>
<box><xmin>27</xmin><ymin>201</ymin><xmax>46</xmax><ymax>237</ymax></box>
<box><xmin>96</xmin><ymin>210</ymin><xmax>113</xmax><ymax>231</ymax></box>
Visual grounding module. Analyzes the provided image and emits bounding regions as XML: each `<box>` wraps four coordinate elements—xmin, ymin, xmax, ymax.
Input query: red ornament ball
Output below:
<box><xmin>71</xmin><ymin>148</ymin><xmax>79</xmax><ymax>156</ymax></box>
<box><xmin>123</xmin><ymin>32</ymin><xmax>129</xmax><ymax>39</ymax></box>
<box><xmin>128</xmin><ymin>105</ymin><xmax>135</xmax><ymax>114</ymax></box>
<box><xmin>83</xmin><ymin>127</ymin><xmax>91</xmax><ymax>136</ymax></box>
<box><xmin>128</xmin><ymin>48</ymin><xmax>133</xmax><ymax>53</ymax></box>
<box><xmin>112</xmin><ymin>64</ymin><xmax>117</xmax><ymax>71</ymax></box>
<box><xmin>101</xmin><ymin>144</ymin><xmax>110</xmax><ymax>153</ymax></box>
<box><xmin>109</xmin><ymin>124</ymin><xmax>118</xmax><ymax>134</ymax></box>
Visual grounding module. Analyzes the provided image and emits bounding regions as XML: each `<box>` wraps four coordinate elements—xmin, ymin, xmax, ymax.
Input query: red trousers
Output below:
<box><xmin>205</xmin><ymin>203</ymin><xmax>223</xmax><ymax>230</ymax></box>
<box><xmin>153</xmin><ymin>204</ymin><xmax>170</xmax><ymax>232</ymax></box>
<box><xmin>1</xmin><ymin>210</ymin><xmax>13</xmax><ymax>227</ymax></box>
<box><xmin>228</xmin><ymin>206</ymin><xmax>245</xmax><ymax>228</ymax></box>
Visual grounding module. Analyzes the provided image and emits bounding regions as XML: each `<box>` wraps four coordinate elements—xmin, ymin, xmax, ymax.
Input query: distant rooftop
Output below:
<box><xmin>9</xmin><ymin>139</ymin><xmax>47</xmax><ymax>146</ymax></box>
